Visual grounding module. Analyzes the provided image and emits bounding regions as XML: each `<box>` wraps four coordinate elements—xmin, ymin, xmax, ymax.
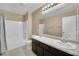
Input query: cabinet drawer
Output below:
<box><xmin>32</xmin><ymin>43</ymin><xmax>37</xmax><ymax>54</ymax></box>
<box><xmin>40</xmin><ymin>42</ymin><xmax>51</xmax><ymax>51</ymax></box>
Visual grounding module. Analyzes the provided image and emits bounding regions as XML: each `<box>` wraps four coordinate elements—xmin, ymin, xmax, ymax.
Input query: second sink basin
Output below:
<box><xmin>52</xmin><ymin>40</ymin><xmax>76</xmax><ymax>50</ymax></box>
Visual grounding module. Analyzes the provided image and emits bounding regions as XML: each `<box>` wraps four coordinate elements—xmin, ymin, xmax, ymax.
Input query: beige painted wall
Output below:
<box><xmin>23</xmin><ymin>13</ymin><xmax>32</xmax><ymax>39</ymax></box>
<box><xmin>28</xmin><ymin>13</ymin><xmax>32</xmax><ymax>39</ymax></box>
<box><xmin>32</xmin><ymin>4</ymin><xmax>46</xmax><ymax>35</ymax></box>
<box><xmin>0</xmin><ymin>10</ymin><xmax>23</xmax><ymax>21</ymax></box>
<box><xmin>32</xmin><ymin>8</ymin><xmax>42</xmax><ymax>35</ymax></box>
<box><xmin>23</xmin><ymin>13</ymin><xmax>28</xmax><ymax>22</ymax></box>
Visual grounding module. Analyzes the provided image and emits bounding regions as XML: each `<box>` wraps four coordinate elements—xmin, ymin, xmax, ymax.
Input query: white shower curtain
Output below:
<box><xmin>0</xmin><ymin>16</ymin><xmax>7</xmax><ymax>54</ymax></box>
<box><xmin>5</xmin><ymin>20</ymin><xmax>25</xmax><ymax>50</ymax></box>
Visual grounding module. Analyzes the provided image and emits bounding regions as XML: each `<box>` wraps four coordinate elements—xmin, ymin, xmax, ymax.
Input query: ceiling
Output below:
<box><xmin>0</xmin><ymin>3</ymin><xmax>45</xmax><ymax>15</ymax></box>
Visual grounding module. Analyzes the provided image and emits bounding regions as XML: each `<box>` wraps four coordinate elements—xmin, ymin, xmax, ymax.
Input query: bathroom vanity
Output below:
<box><xmin>32</xmin><ymin>39</ymin><xmax>72</xmax><ymax>56</ymax></box>
<box><xmin>32</xmin><ymin>35</ymin><xmax>79</xmax><ymax>56</ymax></box>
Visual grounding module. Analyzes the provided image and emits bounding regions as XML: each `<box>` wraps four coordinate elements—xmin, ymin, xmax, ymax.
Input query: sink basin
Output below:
<box><xmin>52</xmin><ymin>40</ymin><xmax>76</xmax><ymax>49</ymax></box>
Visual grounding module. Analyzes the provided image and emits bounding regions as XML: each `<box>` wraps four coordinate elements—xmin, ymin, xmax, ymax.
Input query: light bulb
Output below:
<box><xmin>50</xmin><ymin>3</ymin><xmax>54</xmax><ymax>6</ymax></box>
<box><xmin>47</xmin><ymin>4</ymin><xmax>51</xmax><ymax>8</ymax></box>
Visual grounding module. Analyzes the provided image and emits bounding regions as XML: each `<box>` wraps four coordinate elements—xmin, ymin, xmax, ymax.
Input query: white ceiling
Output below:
<box><xmin>0</xmin><ymin>3</ymin><xmax>45</xmax><ymax>15</ymax></box>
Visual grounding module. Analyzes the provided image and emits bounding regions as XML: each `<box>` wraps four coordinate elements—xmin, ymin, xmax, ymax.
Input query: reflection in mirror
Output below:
<box><xmin>39</xmin><ymin>3</ymin><xmax>78</xmax><ymax>41</ymax></box>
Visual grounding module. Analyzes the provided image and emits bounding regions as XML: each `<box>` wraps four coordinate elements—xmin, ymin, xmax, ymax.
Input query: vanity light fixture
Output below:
<box><xmin>42</xmin><ymin>3</ymin><xmax>60</xmax><ymax>11</ymax></box>
<box><xmin>42</xmin><ymin>8</ymin><xmax>45</xmax><ymax>11</ymax></box>
<box><xmin>50</xmin><ymin>3</ymin><xmax>54</xmax><ymax>7</ymax></box>
<box><xmin>47</xmin><ymin>3</ymin><xmax>51</xmax><ymax>8</ymax></box>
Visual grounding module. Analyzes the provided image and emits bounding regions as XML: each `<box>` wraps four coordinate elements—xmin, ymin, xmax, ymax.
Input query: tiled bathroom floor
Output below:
<box><xmin>3</xmin><ymin>45</ymin><xmax>36</xmax><ymax>56</ymax></box>
<box><xmin>22</xmin><ymin>45</ymin><xmax>36</xmax><ymax>56</ymax></box>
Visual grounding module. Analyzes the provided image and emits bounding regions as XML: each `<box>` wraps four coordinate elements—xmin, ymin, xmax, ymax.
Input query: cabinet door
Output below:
<box><xmin>40</xmin><ymin>42</ymin><xmax>51</xmax><ymax>51</ymax></box>
<box><xmin>37</xmin><ymin>46</ymin><xmax>43</xmax><ymax>56</ymax></box>
<box><xmin>32</xmin><ymin>39</ymin><xmax>40</xmax><ymax>45</ymax></box>
<box><xmin>32</xmin><ymin>43</ymin><xmax>37</xmax><ymax>54</ymax></box>
<box><xmin>50</xmin><ymin>47</ymin><xmax>72</xmax><ymax>56</ymax></box>
<box><xmin>44</xmin><ymin>50</ymin><xmax>53</xmax><ymax>56</ymax></box>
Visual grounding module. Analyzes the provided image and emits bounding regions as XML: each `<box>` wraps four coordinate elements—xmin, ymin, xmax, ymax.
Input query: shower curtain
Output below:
<box><xmin>5</xmin><ymin>20</ymin><xmax>25</xmax><ymax>50</ymax></box>
<box><xmin>0</xmin><ymin>16</ymin><xmax>7</xmax><ymax>55</ymax></box>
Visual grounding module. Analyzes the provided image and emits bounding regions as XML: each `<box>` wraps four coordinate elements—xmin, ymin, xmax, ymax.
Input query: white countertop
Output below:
<box><xmin>32</xmin><ymin>35</ymin><xmax>79</xmax><ymax>56</ymax></box>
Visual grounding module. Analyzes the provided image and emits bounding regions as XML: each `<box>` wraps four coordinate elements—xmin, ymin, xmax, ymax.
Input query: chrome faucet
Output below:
<box><xmin>61</xmin><ymin>33</ymin><xmax>71</xmax><ymax>43</ymax></box>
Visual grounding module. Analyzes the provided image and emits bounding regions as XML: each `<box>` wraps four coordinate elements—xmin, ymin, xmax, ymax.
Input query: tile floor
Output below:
<box><xmin>3</xmin><ymin>45</ymin><xmax>36</xmax><ymax>56</ymax></box>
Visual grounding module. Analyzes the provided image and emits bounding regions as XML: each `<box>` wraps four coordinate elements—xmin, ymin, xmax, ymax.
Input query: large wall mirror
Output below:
<box><xmin>39</xmin><ymin>3</ymin><xmax>78</xmax><ymax>41</ymax></box>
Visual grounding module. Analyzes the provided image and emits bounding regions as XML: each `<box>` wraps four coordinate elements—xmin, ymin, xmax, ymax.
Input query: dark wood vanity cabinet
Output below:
<box><xmin>37</xmin><ymin>46</ymin><xmax>43</xmax><ymax>56</ymax></box>
<box><xmin>32</xmin><ymin>39</ymin><xmax>73</xmax><ymax>56</ymax></box>
<box><xmin>32</xmin><ymin>43</ymin><xmax>37</xmax><ymax>54</ymax></box>
<box><xmin>32</xmin><ymin>39</ymin><xmax>43</xmax><ymax>56</ymax></box>
<box><xmin>44</xmin><ymin>50</ymin><xmax>53</xmax><ymax>56</ymax></box>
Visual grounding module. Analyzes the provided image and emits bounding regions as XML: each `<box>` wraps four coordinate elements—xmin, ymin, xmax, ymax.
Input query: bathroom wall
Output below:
<box><xmin>23</xmin><ymin>13</ymin><xmax>28</xmax><ymax>22</ymax></box>
<box><xmin>32</xmin><ymin>4</ymin><xmax>46</xmax><ymax>35</ymax></box>
<box><xmin>23</xmin><ymin>14</ymin><xmax>28</xmax><ymax>40</ymax></box>
<box><xmin>0</xmin><ymin>10</ymin><xmax>23</xmax><ymax>21</ymax></box>
<box><xmin>28</xmin><ymin>13</ymin><xmax>32</xmax><ymax>39</ymax></box>
<box><xmin>23</xmin><ymin>13</ymin><xmax>32</xmax><ymax>39</ymax></box>
<box><xmin>23</xmin><ymin>20</ymin><xmax>28</xmax><ymax>40</ymax></box>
